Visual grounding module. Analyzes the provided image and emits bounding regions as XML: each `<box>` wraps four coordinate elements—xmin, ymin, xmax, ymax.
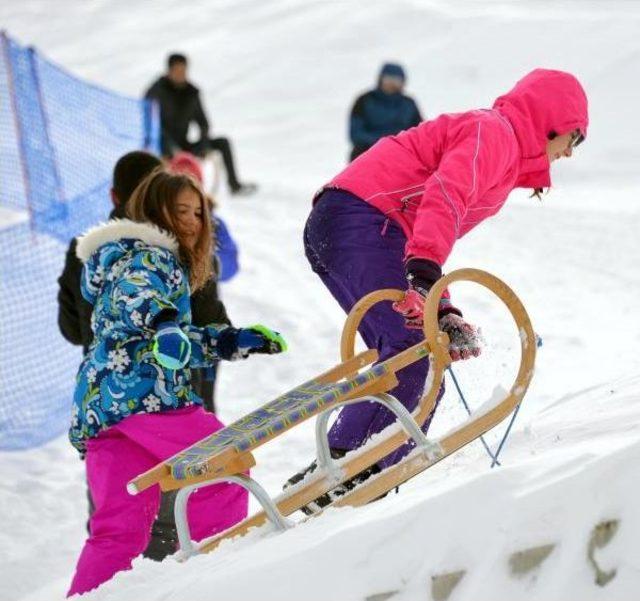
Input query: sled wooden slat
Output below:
<box><xmin>160</xmin><ymin>365</ymin><xmax>397</xmax><ymax>488</ymax></box>
<box><xmin>159</xmin><ymin>452</ymin><xmax>257</xmax><ymax>492</ymax></box>
<box><xmin>129</xmin><ymin>348</ymin><xmax>382</xmax><ymax>494</ymax></box>
<box><xmin>198</xmin><ymin>352</ymin><xmax>445</xmax><ymax>554</ymax></box>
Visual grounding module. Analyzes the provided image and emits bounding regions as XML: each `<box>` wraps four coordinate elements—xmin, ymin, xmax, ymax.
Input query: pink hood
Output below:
<box><xmin>493</xmin><ymin>68</ymin><xmax>589</xmax><ymax>189</ymax></box>
<box><xmin>326</xmin><ymin>69</ymin><xmax>589</xmax><ymax>265</ymax></box>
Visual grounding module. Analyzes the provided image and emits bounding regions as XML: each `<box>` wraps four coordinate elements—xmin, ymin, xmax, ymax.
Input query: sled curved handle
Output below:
<box><xmin>340</xmin><ymin>286</ymin><xmax>447</xmax><ymax>366</ymax></box>
<box><xmin>340</xmin><ymin>288</ymin><xmax>405</xmax><ymax>365</ymax></box>
<box><xmin>429</xmin><ymin>268</ymin><xmax>537</xmax><ymax>403</ymax></box>
<box><xmin>341</xmin><ymin>268</ymin><xmax>536</xmax><ymax>402</ymax></box>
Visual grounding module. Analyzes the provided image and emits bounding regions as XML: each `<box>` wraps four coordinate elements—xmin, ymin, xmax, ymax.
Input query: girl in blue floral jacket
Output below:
<box><xmin>68</xmin><ymin>169</ymin><xmax>286</xmax><ymax>596</ymax></box>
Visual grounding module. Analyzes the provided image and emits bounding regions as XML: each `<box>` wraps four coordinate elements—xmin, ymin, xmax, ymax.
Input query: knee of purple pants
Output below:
<box><xmin>327</xmin><ymin>399</ymin><xmax>383</xmax><ymax>452</ymax></box>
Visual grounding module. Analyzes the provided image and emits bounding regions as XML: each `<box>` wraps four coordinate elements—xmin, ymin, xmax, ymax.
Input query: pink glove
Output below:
<box><xmin>392</xmin><ymin>289</ymin><xmax>482</xmax><ymax>361</ymax></box>
<box><xmin>392</xmin><ymin>289</ymin><xmax>426</xmax><ymax>329</ymax></box>
<box><xmin>392</xmin><ymin>289</ymin><xmax>459</xmax><ymax>329</ymax></box>
<box><xmin>438</xmin><ymin>313</ymin><xmax>482</xmax><ymax>361</ymax></box>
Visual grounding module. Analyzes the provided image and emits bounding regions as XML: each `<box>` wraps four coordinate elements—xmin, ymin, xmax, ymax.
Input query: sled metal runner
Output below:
<box><xmin>128</xmin><ymin>268</ymin><xmax>536</xmax><ymax>559</ymax></box>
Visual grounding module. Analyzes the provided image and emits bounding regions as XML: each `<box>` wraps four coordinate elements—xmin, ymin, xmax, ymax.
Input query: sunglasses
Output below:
<box><xmin>548</xmin><ymin>129</ymin><xmax>585</xmax><ymax>149</ymax></box>
<box><xmin>568</xmin><ymin>130</ymin><xmax>585</xmax><ymax>149</ymax></box>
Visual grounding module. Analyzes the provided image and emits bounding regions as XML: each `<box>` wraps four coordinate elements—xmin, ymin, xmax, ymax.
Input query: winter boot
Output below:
<box><xmin>230</xmin><ymin>182</ymin><xmax>258</xmax><ymax>196</ymax></box>
<box><xmin>283</xmin><ymin>449</ymin><xmax>384</xmax><ymax>515</ymax></box>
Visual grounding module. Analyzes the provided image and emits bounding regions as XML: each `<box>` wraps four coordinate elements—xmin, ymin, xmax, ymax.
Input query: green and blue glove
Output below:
<box><xmin>152</xmin><ymin>322</ymin><xmax>191</xmax><ymax>370</ymax></box>
<box><xmin>216</xmin><ymin>324</ymin><xmax>287</xmax><ymax>361</ymax></box>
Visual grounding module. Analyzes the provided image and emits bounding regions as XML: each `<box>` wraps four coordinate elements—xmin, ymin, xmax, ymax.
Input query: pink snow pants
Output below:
<box><xmin>67</xmin><ymin>406</ymin><xmax>248</xmax><ymax>597</ymax></box>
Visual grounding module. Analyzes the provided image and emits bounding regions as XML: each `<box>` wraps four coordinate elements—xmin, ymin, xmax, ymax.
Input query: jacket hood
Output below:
<box><xmin>380</xmin><ymin>63</ymin><xmax>406</xmax><ymax>80</ymax></box>
<box><xmin>76</xmin><ymin>219</ymin><xmax>179</xmax><ymax>304</ymax></box>
<box><xmin>492</xmin><ymin>68</ymin><xmax>589</xmax><ymax>188</ymax></box>
<box><xmin>378</xmin><ymin>63</ymin><xmax>406</xmax><ymax>89</ymax></box>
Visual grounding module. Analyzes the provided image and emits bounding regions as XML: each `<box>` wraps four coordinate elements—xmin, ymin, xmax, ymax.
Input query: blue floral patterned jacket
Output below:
<box><xmin>70</xmin><ymin>219</ymin><xmax>228</xmax><ymax>453</ymax></box>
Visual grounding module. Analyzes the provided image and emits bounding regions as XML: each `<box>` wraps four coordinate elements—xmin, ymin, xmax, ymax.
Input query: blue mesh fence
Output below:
<box><xmin>0</xmin><ymin>31</ymin><xmax>159</xmax><ymax>449</ymax></box>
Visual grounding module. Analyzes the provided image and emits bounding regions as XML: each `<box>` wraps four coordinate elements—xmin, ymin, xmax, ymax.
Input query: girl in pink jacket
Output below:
<box><xmin>293</xmin><ymin>68</ymin><xmax>588</xmax><ymax>511</ymax></box>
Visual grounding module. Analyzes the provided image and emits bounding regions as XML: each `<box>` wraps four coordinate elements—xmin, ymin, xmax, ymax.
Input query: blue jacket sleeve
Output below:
<box><xmin>184</xmin><ymin>323</ymin><xmax>231</xmax><ymax>367</ymax></box>
<box><xmin>111</xmin><ymin>247</ymin><xmax>238</xmax><ymax>366</ymax></box>
<box><xmin>214</xmin><ymin>217</ymin><xmax>239</xmax><ymax>282</ymax></box>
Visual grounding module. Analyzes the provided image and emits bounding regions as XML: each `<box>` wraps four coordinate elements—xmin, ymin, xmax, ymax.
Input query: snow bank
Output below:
<box><xmin>82</xmin><ymin>376</ymin><xmax>640</xmax><ymax>601</ymax></box>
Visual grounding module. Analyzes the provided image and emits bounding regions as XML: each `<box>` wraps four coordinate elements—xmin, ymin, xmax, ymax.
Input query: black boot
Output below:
<box><xmin>143</xmin><ymin>491</ymin><xmax>178</xmax><ymax>561</ymax></box>
<box><xmin>230</xmin><ymin>182</ymin><xmax>258</xmax><ymax>196</ymax></box>
<box><xmin>283</xmin><ymin>448</ymin><xmax>345</xmax><ymax>490</ymax></box>
<box><xmin>284</xmin><ymin>449</ymin><xmax>383</xmax><ymax>516</ymax></box>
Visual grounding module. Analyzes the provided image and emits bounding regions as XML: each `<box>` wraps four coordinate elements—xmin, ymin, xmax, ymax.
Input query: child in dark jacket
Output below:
<box><xmin>67</xmin><ymin>169</ymin><xmax>286</xmax><ymax>596</ymax></box>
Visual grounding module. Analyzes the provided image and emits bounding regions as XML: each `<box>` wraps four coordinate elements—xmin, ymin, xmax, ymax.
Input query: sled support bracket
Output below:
<box><xmin>315</xmin><ymin>392</ymin><xmax>444</xmax><ymax>485</ymax></box>
<box><xmin>174</xmin><ymin>473</ymin><xmax>293</xmax><ymax>560</ymax></box>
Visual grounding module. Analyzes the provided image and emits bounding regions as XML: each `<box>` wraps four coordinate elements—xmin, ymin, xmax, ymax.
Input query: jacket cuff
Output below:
<box><xmin>152</xmin><ymin>309</ymin><xmax>179</xmax><ymax>328</ymax></box>
<box><xmin>438</xmin><ymin>297</ymin><xmax>463</xmax><ymax>318</ymax></box>
<box><xmin>405</xmin><ymin>258</ymin><xmax>442</xmax><ymax>292</ymax></box>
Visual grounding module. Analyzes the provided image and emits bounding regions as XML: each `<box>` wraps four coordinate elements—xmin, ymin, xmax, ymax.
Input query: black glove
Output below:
<box><xmin>401</xmin><ymin>258</ymin><xmax>482</xmax><ymax>360</ymax></box>
<box><xmin>215</xmin><ymin>325</ymin><xmax>287</xmax><ymax>361</ymax></box>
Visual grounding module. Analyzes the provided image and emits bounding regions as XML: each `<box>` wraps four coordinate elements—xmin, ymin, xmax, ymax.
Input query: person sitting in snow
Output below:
<box><xmin>145</xmin><ymin>53</ymin><xmax>257</xmax><ymax>196</ymax></box>
<box><xmin>348</xmin><ymin>62</ymin><xmax>423</xmax><ymax>161</ymax></box>
<box><xmin>67</xmin><ymin>169</ymin><xmax>286</xmax><ymax>596</ymax></box>
<box><xmin>290</xmin><ymin>68</ymin><xmax>588</xmax><ymax>512</ymax></box>
<box><xmin>57</xmin><ymin>151</ymin><xmax>162</xmax><ymax>354</ymax></box>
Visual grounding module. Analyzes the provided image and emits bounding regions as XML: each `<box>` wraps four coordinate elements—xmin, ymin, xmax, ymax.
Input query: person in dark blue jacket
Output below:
<box><xmin>349</xmin><ymin>63</ymin><xmax>423</xmax><ymax>161</ymax></box>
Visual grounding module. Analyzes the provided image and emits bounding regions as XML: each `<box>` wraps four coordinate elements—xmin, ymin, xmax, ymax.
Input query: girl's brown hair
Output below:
<box><xmin>126</xmin><ymin>168</ymin><xmax>212</xmax><ymax>291</ymax></box>
<box><xmin>530</xmin><ymin>187</ymin><xmax>546</xmax><ymax>201</ymax></box>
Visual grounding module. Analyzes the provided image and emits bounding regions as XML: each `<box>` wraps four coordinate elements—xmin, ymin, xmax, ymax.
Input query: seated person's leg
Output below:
<box><xmin>208</xmin><ymin>136</ymin><xmax>257</xmax><ymax>195</ymax></box>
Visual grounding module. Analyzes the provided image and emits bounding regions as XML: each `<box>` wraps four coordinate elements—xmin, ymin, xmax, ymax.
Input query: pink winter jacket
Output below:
<box><xmin>326</xmin><ymin>69</ymin><xmax>589</xmax><ymax>265</ymax></box>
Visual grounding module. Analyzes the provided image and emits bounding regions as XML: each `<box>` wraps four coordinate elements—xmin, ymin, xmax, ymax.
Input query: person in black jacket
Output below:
<box><xmin>57</xmin><ymin>150</ymin><xmax>231</xmax><ymax>561</ymax></box>
<box><xmin>58</xmin><ymin>150</ymin><xmax>231</xmax><ymax>364</ymax></box>
<box><xmin>58</xmin><ymin>151</ymin><xmax>162</xmax><ymax>352</ymax></box>
<box><xmin>349</xmin><ymin>63</ymin><xmax>423</xmax><ymax>161</ymax></box>
<box><xmin>145</xmin><ymin>53</ymin><xmax>256</xmax><ymax>196</ymax></box>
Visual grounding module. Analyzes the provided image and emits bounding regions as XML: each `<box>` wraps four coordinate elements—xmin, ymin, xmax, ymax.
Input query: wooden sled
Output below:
<box><xmin>128</xmin><ymin>268</ymin><xmax>536</xmax><ymax>559</ymax></box>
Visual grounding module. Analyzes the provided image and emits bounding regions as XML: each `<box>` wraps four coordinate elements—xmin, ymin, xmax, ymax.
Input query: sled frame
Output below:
<box><xmin>128</xmin><ymin>268</ymin><xmax>536</xmax><ymax>559</ymax></box>
<box><xmin>173</xmin><ymin>391</ymin><xmax>443</xmax><ymax>560</ymax></box>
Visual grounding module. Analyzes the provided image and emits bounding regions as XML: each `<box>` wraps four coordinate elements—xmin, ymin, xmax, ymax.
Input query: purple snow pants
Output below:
<box><xmin>304</xmin><ymin>189</ymin><xmax>443</xmax><ymax>469</ymax></box>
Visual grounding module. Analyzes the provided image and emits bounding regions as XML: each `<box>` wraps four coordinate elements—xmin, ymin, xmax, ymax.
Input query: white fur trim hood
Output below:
<box><xmin>76</xmin><ymin>219</ymin><xmax>179</xmax><ymax>263</ymax></box>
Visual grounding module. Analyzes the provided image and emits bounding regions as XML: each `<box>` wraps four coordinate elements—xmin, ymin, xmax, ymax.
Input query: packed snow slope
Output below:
<box><xmin>73</xmin><ymin>376</ymin><xmax>640</xmax><ymax>601</ymax></box>
<box><xmin>1</xmin><ymin>1</ymin><xmax>639</xmax><ymax>600</ymax></box>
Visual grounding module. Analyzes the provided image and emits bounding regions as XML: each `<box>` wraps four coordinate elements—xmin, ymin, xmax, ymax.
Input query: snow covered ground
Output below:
<box><xmin>1</xmin><ymin>1</ymin><xmax>639</xmax><ymax>600</ymax></box>
<box><xmin>79</xmin><ymin>375</ymin><xmax>640</xmax><ymax>601</ymax></box>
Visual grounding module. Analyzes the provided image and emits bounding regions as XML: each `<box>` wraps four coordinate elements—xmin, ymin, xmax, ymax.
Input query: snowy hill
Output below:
<box><xmin>1</xmin><ymin>1</ymin><xmax>639</xmax><ymax>600</ymax></box>
<box><xmin>87</xmin><ymin>376</ymin><xmax>640</xmax><ymax>601</ymax></box>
